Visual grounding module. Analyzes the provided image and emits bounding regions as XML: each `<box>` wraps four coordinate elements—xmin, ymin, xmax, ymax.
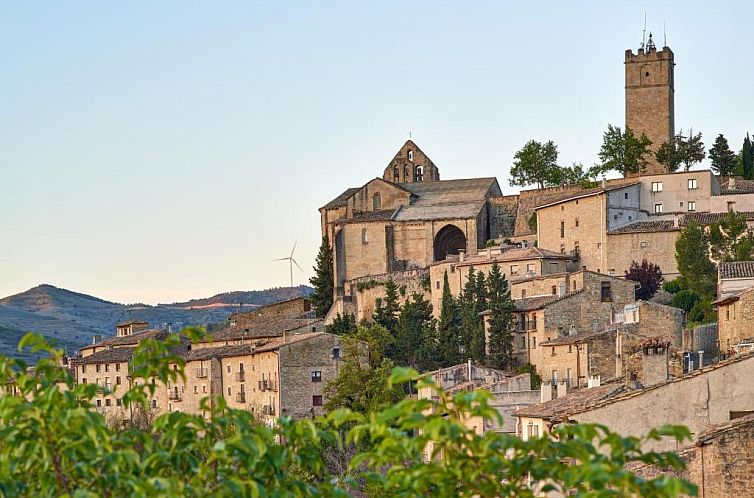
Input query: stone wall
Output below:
<box><xmin>606</xmin><ymin>229</ymin><xmax>681</xmax><ymax>279</ymax></box>
<box><xmin>631</xmin><ymin>414</ymin><xmax>754</xmax><ymax>498</ymax></box>
<box><xmin>488</xmin><ymin>195</ymin><xmax>519</xmax><ymax>240</ymax></box>
<box><xmin>349</xmin><ymin>268</ymin><xmax>429</xmax><ymax>322</ymax></box>
<box><xmin>718</xmin><ymin>289</ymin><xmax>754</xmax><ymax>356</ymax></box>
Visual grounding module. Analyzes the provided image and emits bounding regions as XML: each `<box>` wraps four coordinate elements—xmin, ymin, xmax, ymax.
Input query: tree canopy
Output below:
<box><xmin>709</xmin><ymin>134</ymin><xmax>737</xmax><ymax>176</ymax></box>
<box><xmin>593</xmin><ymin>124</ymin><xmax>652</xmax><ymax>177</ymax></box>
<box><xmin>509</xmin><ymin>141</ymin><xmax>593</xmax><ymax>189</ymax></box>
<box><xmin>625</xmin><ymin>259</ymin><xmax>663</xmax><ymax>301</ymax></box>
<box><xmin>0</xmin><ymin>332</ymin><xmax>698</xmax><ymax>497</ymax></box>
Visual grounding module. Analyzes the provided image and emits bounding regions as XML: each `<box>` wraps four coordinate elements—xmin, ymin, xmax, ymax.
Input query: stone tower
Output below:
<box><xmin>625</xmin><ymin>34</ymin><xmax>675</xmax><ymax>176</ymax></box>
<box><xmin>382</xmin><ymin>140</ymin><xmax>440</xmax><ymax>184</ymax></box>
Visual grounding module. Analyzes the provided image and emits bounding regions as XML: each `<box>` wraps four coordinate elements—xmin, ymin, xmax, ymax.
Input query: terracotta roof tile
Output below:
<box><xmin>210</xmin><ymin>316</ymin><xmax>322</xmax><ymax>342</ymax></box>
<box><xmin>513</xmin><ymin>289</ymin><xmax>583</xmax><ymax>312</ymax></box>
<box><xmin>515</xmin><ymin>384</ymin><xmax>628</xmax><ymax>419</ymax></box>
<box><xmin>86</xmin><ymin>329</ymin><xmax>169</xmax><ymax>350</ymax></box>
<box><xmin>186</xmin><ymin>332</ymin><xmax>327</xmax><ymax>361</ymax></box>
<box><xmin>608</xmin><ymin>220</ymin><xmax>679</xmax><ymax>234</ymax></box>
<box><xmin>75</xmin><ymin>347</ymin><xmax>136</xmax><ymax>364</ymax></box>
<box><xmin>719</xmin><ymin>261</ymin><xmax>754</xmax><ymax>280</ymax></box>
<box><xmin>681</xmin><ymin>211</ymin><xmax>754</xmax><ymax>226</ymax></box>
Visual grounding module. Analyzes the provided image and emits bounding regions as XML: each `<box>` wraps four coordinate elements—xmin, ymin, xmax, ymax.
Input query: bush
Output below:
<box><xmin>663</xmin><ymin>279</ymin><xmax>683</xmax><ymax>294</ymax></box>
<box><xmin>688</xmin><ymin>298</ymin><xmax>715</xmax><ymax>325</ymax></box>
<box><xmin>671</xmin><ymin>289</ymin><xmax>701</xmax><ymax>313</ymax></box>
<box><xmin>0</xmin><ymin>332</ymin><xmax>697</xmax><ymax>497</ymax></box>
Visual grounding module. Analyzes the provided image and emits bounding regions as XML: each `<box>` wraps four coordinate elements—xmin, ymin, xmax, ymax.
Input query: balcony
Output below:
<box><xmin>168</xmin><ymin>391</ymin><xmax>182</xmax><ymax>401</ymax></box>
<box><xmin>195</xmin><ymin>368</ymin><xmax>208</xmax><ymax>379</ymax></box>
<box><xmin>235</xmin><ymin>392</ymin><xmax>246</xmax><ymax>403</ymax></box>
<box><xmin>235</xmin><ymin>371</ymin><xmax>245</xmax><ymax>382</ymax></box>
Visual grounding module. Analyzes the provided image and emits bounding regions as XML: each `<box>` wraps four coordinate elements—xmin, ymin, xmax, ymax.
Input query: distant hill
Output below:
<box><xmin>0</xmin><ymin>284</ymin><xmax>313</xmax><ymax>359</ymax></box>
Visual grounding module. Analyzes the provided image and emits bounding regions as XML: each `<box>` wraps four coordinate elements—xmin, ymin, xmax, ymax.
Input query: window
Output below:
<box><xmin>105</xmin><ymin>364</ymin><xmax>109</xmax><ymax>372</ymax></box>
<box><xmin>527</xmin><ymin>263</ymin><xmax>535</xmax><ymax>273</ymax></box>
<box><xmin>527</xmin><ymin>423</ymin><xmax>539</xmax><ymax>439</ymax></box>
<box><xmin>194</xmin><ymin>385</ymin><xmax>198</xmax><ymax>394</ymax></box>
<box><xmin>96</xmin><ymin>364</ymin><xmax>101</xmax><ymax>373</ymax></box>
<box><xmin>332</xmin><ymin>347</ymin><xmax>341</xmax><ymax>359</ymax></box>
<box><xmin>105</xmin><ymin>399</ymin><xmax>111</xmax><ymax>407</ymax></box>
<box><xmin>393</xmin><ymin>165</ymin><xmax>399</xmax><ymax>182</ymax></box>
<box><xmin>575</xmin><ymin>218</ymin><xmax>579</xmax><ymax>227</ymax></box>
<box><xmin>551</xmin><ymin>347</ymin><xmax>555</xmax><ymax>356</ymax></box>
<box><xmin>373</xmin><ymin>193</ymin><xmax>381</xmax><ymax>210</ymax></box>
<box><xmin>572</xmin><ymin>281</ymin><xmax>576</xmax><ymax>292</ymax></box>
<box><xmin>521</xmin><ymin>289</ymin><xmax>526</xmax><ymax>298</ymax></box>
<box><xmin>688</xmin><ymin>178</ymin><xmax>698</xmax><ymax>190</ymax></box>
<box><xmin>726</xmin><ymin>307</ymin><xmax>730</xmax><ymax>321</ymax></box>
<box><xmin>601</xmin><ymin>282</ymin><xmax>611</xmax><ymax>302</ymax></box>
<box><xmin>151</xmin><ymin>399</ymin><xmax>157</xmax><ymax>408</ymax></box>
<box><xmin>96</xmin><ymin>399</ymin><xmax>102</xmax><ymax>407</ymax></box>
<box><xmin>520</xmin><ymin>337</ymin><xmax>526</xmax><ymax>348</ymax></box>
<box><xmin>510</xmin><ymin>264</ymin><xmax>519</xmax><ymax>276</ymax></box>
<box><xmin>313</xmin><ymin>395</ymin><xmax>323</xmax><ymax>407</ymax></box>
<box><xmin>551</xmin><ymin>285</ymin><xmax>557</xmax><ymax>295</ymax></box>
<box><xmin>436</xmin><ymin>280</ymin><xmax>440</xmax><ymax>290</ymax></box>
<box><xmin>654</xmin><ymin>203</ymin><xmax>663</xmax><ymax>214</ymax></box>
<box><xmin>624</xmin><ymin>192</ymin><xmax>629</xmax><ymax>199</ymax></box>
<box><xmin>551</xmin><ymin>370</ymin><xmax>558</xmax><ymax>383</ymax></box>
<box><xmin>116</xmin><ymin>398</ymin><xmax>122</xmax><ymax>407</ymax></box>
<box><xmin>688</xmin><ymin>201</ymin><xmax>696</xmax><ymax>212</ymax></box>
<box><xmin>651</xmin><ymin>182</ymin><xmax>663</xmax><ymax>192</ymax></box>
<box><xmin>414</xmin><ymin>165</ymin><xmax>424</xmax><ymax>182</ymax></box>
<box><xmin>361</xmin><ymin>228</ymin><xmax>368</xmax><ymax>244</ymax></box>
<box><xmin>574</xmin><ymin>241</ymin><xmax>580</xmax><ymax>253</ymax></box>
<box><xmin>82</xmin><ymin>378</ymin><xmax>87</xmax><ymax>384</ymax></box>
<box><xmin>227</xmin><ymin>387</ymin><xmax>232</xmax><ymax>396</ymax></box>
<box><xmin>227</xmin><ymin>365</ymin><xmax>231</xmax><ymax>373</ymax></box>
<box><xmin>407</xmin><ymin>150</ymin><xmax>414</xmax><ymax>161</ymax></box>
<box><xmin>640</xmin><ymin>241</ymin><xmax>647</xmax><ymax>248</ymax></box>
<box><xmin>115</xmin><ymin>363</ymin><xmax>120</xmax><ymax>372</ymax></box>
<box><xmin>560</xmin><ymin>244</ymin><xmax>565</xmax><ymax>254</ymax></box>
<box><xmin>311</xmin><ymin>371</ymin><xmax>322</xmax><ymax>382</ymax></box>
<box><xmin>203</xmin><ymin>386</ymin><xmax>207</xmax><ymax>393</ymax></box>
<box><xmin>116</xmin><ymin>376</ymin><xmax>121</xmax><ymax>385</ymax></box>
<box><xmin>82</xmin><ymin>365</ymin><xmax>86</xmax><ymax>373</ymax></box>
<box><xmin>560</xmin><ymin>221</ymin><xmax>565</xmax><ymax>238</ymax></box>
<box><xmin>532</xmin><ymin>337</ymin><xmax>537</xmax><ymax>349</ymax></box>
<box><xmin>728</xmin><ymin>201</ymin><xmax>736</xmax><ymax>212</ymax></box>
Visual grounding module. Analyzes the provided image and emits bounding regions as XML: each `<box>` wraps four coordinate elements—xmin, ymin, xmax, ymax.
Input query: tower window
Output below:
<box><xmin>393</xmin><ymin>165</ymin><xmax>399</xmax><ymax>182</ymax></box>
<box><xmin>407</xmin><ymin>150</ymin><xmax>414</xmax><ymax>161</ymax></box>
<box><xmin>645</xmin><ymin>71</ymin><xmax>650</xmax><ymax>77</ymax></box>
<box><xmin>373</xmin><ymin>193</ymin><xmax>381</xmax><ymax>210</ymax></box>
<box><xmin>560</xmin><ymin>221</ymin><xmax>565</xmax><ymax>238</ymax></box>
<box><xmin>414</xmin><ymin>165</ymin><xmax>424</xmax><ymax>182</ymax></box>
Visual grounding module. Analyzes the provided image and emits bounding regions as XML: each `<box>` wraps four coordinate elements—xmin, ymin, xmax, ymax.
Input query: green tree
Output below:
<box><xmin>486</xmin><ymin>263</ymin><xmax>516</xmax><ymax>370</ymax></box>
<box><xmin>707</xmin><ymin>211</ymin><xmax>754</xmax><ymax>263</ymax></box>
<box><xmin>656</xmin><ymin>137</ymin><xmax>682</xmax><ymax>173</ymax></box>
<box><xmin>509</xmin><ymin>140</ymin><xmax>560</xmax><ymax>189</ymax></box>
<box><xmin>0</xmin><ymin>334</ymin><xmax>699</xmax><ymax>497</ymax></box>
<box><xmin>675</xmin><ymin>221</ymin><xmax>716</xmax><ymax>298</ymax></box>
<box><xmin>373</xmin><ymin>279</ymin><xmax>400</xmax><ymax>336</ymax></box>
<box><xmin>324</xmin><ymin>324</ymin><xmax>404</xmax><ymax>415</ymax></box>
<box><xmin>677</xmin><ymin>129</ymin><xmax>706</xmax><ymax>171</ymax></box>
<box><xmin>310</xmin><ymin>235</ymin><xmax>334</xmax><ymax>317</ymax></box>
<box><xmin>551</xmin><ymin>162</ymin><xmax>593</xmax><ymax>186</ymax></box>
<box><xmin>326</xmin><ymin>312</ymin><xmax>357</xmax><ymax>335</ymax></box>
<box><xmin>593</xmin><ymin>124</ymin><xmax>653</xmax><ymax>177</ymax></box>
<box><xmin>394</xmin><ymin>292</ymin><xmax>433</xmax><ymax>369</ymax></box>
<box><xmin>437</xmin><ymin>272</ymin><xmax>461</xmax><ymax>366</ymax></box>
<box><xmin>743</xmin><ymin>134</ymin><xmax>754</xmax><ymax>179</ymax></box>
<box><xmin>625</xmin><ymin>259</ymin><xmax>663</xmax><ymax>301</ymax></box>
<box><xmin>709</xmin><ymin>134</ymin><xmax>737</xmax><ymax>176</ymax></box>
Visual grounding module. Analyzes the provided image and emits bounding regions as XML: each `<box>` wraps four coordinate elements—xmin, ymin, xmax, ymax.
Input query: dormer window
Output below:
<box><xmin>407</xmin><ymin>150</ymin><xmax>414</xmax><ymax>161</ymax></box>
<box><xmin>373</xmin><ymin>193</ymin><xmax>381</xmax><ymax>210</ymax></box>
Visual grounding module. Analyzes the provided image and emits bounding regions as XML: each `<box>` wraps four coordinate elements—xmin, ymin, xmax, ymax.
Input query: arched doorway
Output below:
<box><xmin>433</xmin><ymin>224</ymin><xmax>467</xmax><ymax>261</ymax></box>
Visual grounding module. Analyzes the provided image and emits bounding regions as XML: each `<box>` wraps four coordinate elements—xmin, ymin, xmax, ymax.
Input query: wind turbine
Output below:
<box><xmin>274</xmin><ymin>241</ymin><xmax>302</xmax><ymax>288</ymax></box>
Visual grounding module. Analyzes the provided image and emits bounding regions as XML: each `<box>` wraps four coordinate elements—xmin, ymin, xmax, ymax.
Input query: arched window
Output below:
<box><xmin>393</xmin><ymin>165</ymin><xmax>399</xmax><ymax>182</ymax></box>
<box><xmin>403</xmin><ymin>165</ymin><xmax>409</xmax><ymax>180</ymax></box>
<box><xmin>361</xmin><ymin>228</ymin><xmax>368</xmax><ymax>244</ymax></box>
<box><xmin>415</xmin><ymin>165</ymin><xmax>424</xmax><ymax>182</ymax></box>
<box><xmin>373</xmin><ymin>193</ymin><xmax>381</xmax><ymax>210</ymax></box>
<box><xmin>407</xmin><ymin>150</ymin><xmax>414</xmax><ymax>161</ymax></box>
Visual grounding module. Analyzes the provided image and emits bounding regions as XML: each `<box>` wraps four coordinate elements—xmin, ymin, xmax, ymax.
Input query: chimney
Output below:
<box><xmin>468</xmin><ymin>358</ymin><xmax>473</xmax><ymax>382</ymax></box>
<box><xmin>557</xmin><ymin>380</ymin><xmax>568</xmax><ymax>398</ymax></box>
<box><xmin>540</xmin><ymin>382</ymin><xmax>553</xmax><ymax>402</ymax></box>
<box><xmin>587</xmin><ymin>375</ymin><xmax>601</xmax><ymax>388</ymax></box>
<box><xmin>641</xmin><ymin>338</ymin><xmax>670</xmax><ymax>386</ymax></box>
<box><xmin>92</xmin><ymin>334</ymin><xmax>102</xmax><ymax>345</ymax></box>
<box><xmin>601</xmin><ymin>177</ymin><xmax>607</xmax><ymax>189</ymax></box>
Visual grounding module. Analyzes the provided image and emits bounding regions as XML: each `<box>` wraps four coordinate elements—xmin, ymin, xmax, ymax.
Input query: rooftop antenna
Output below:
<box><xmin>641</xmin><ymin>13</ymin><xmax>647</xmax><ymax>50</ymax></box>
<box><xmin>663</xmin><ymin>20</ymin><xmax>667</xmax><ymax>47</ymax></box>
<box><xmin>274</xmin><ymin>241</ymin><xmax>302</xmax><ymax>288</ymax></box>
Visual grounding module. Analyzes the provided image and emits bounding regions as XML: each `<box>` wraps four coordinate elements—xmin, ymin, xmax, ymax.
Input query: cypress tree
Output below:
<box><xmin>709</xmin><ymin>134</ymin><xmax>737</xmax><ymax>177</ymax></box>
<box><xmin>309</xmin><ymin>235</ymin><xmax>334</xmax><ymax>318</ymax></box>
<box><xmin>373</xmin><ymin>279</ymin><xmax>400</xmax><ymax>336</ymax></box>
<box><xmin>437</xmin><ymin>271</ymin><xmax>461</xmax><ymax>367</ymax></box>
<box><xmin>486</xmin><ymin>263</ymin><xmax>516</xmax><ymax>371</ymax></box>
<box><xmin>395</xmin><ymin>292</ymin><xmax>433</xmax><ymax>369</ymax></box>
<box><xmin>743</xmin><ymin>134</ymin><xmax>754</xmax><ymax>179</ymax></box>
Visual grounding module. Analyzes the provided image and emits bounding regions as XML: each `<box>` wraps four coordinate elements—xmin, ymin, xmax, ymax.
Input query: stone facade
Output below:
<box><xmin>625</xmin><ymin>41</ymin><xmax>675</xmax><ymax>176</ymax></box>
<box><xmin>606</xmin><ymin>226</ymin><xmax>681</xmax><ymax>279</ymax></box>
<box><xmin>715</xmin><ymin>287</ymin><xmax>754</xmax><ymax>356</ymax></box>
<box><xmin>382</xmin><ymin>140</ymin><xmax>439</xmax><ymax>184</ymax></box>
<box><xmin>348</xmin><ymin>268</ymin><xmax>429</xmax><ymax>322</ymax></box>
<box><xmin>631</xmin><ymin>414</ymin><xmax>754</xmax><ymax>498</ymax></box>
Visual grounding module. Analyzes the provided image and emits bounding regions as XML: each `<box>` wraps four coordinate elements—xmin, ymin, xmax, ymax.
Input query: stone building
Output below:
<box><xmin>714</xmin><ymin>286</ymin><xmax>754</xmax><ymax>357</ymax></box>
<box><xmin>630</xmin><ymin>413</ymin><xmax>754</xmax><ymax>498</ymax></box>
<box><xmin>428</xmin><ymin>246</ymin><xmax>572</xmax><ymax>317</ymax></box>
<box><xmin>625</xmin><ymin>35</ymin><xmax>675</xmax><ymax>176</ymax></box>
<box><xmin>515</xmin><ymin>352</ymin><xmax>754</xmax><ymax>452</ymax></box>
<box><xmin>717</xmin><ymin>260</ymin><xmax>754</xmax><ymax>299</ymax></box>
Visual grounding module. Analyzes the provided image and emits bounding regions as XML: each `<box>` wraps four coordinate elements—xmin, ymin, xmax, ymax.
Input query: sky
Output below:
<box><xmin>2</xmin><ymin>1</ymin><xmax>753</xmax><ymax>304</ymax></box>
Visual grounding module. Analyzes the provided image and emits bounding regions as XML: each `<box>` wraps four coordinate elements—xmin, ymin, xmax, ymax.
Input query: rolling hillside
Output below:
<box><xmin>0</xmin><ymin>284</ymin><xmax>313</xmax><ymax>359</ymax></box>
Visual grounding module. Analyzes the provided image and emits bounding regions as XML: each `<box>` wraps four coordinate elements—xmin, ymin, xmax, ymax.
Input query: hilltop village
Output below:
<box><xmin>11</xmin><ymin>38</ymin><xmax>754</xmax><ymax>495</ymax></box>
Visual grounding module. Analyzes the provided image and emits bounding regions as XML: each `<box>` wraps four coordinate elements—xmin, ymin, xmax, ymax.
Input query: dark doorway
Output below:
<box><xmin>433</xmin><ymin>224</ymin><xmax>467</xmax><ymax>261</ymax></box>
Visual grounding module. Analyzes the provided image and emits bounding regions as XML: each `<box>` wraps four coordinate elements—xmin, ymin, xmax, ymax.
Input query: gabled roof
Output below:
<box><xmin>513</xmin><ymin>289</ymin><xmax>584</xmax><ymax>312</ymax></box>
<box><xmin>719</xmin><ymin>261</ymin><xmax>754</xmax><ymax>280</ymax></box>
<box><xmin>393</xmin><ymin>201</ymin><xmax>486</xmax><ymax>222</ymax></box>
<box><xmin>185</xmin><ymin>332</ymin><xmax>328</xmax><ymax>361</ymax></box>
<box><xmin>75</xmin><ymin>346</ymin><xmax>136</xmax><ymax>364</ymax></box>
<box><xmin>209</xmin><ymin>316</ymin><xmax>322</xmax><ymax>342</ymax></box>
<box><xmin>534</xmin><ymin>182</ymin><xmax>641</xmax><ymax>211</ymax></box>
<box><xmin>515</xmin><ymin>384</ymin><xmax>628</xmax><ymax>419</ymax></box>
<box><xmin>321</xmin><ymin>187</ymin><xmax>360</xmax><ymax>210</ymax></box>
<box><xmin>84</xmin><ymin>328</ymin><xmax>169</xmax><ymax>350</ymax></box>
<box><xmin>400</xmin><ymin>177</ymin><xmax>500</xmax><ymax>201</ymax></box>
<box><xmin>608</xmin><ymin>220</ymin><xmax>679</xmax><ymax>234</ymax></box>
<box><xmin>681</xmin><ymin>211</ymin><xmax>754</xmax><ymax>226</ymax></box>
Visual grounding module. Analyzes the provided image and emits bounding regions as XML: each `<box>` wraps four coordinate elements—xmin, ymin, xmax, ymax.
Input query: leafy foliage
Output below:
<box><xmin>625</xmin><ymin>259</ymin><xmax>664</xmax><ymax>301</ymax></box>
<box><xmin>675</xmin><ymin>221</ymin><xmax>717</xmax><ymax>299</ymax></box>
<box><xmin>709</xmin><ymin>134</ymin><xmax>737</xmax><ymax>176</ymax></box>
<box><xmin>326</xmin><ymin>312</ymin><xmax>358</xmax><ymax>336</ymax></box>
<box><xmin>707</xmin><ymin>211</ymin><xmax>754</xmax><ymax>263</ymax></box>
<box><xmin>310</xmin><ymin>235</ymin><xmax>334</xmax><ymax>318</ymax></box>
<box><xmin>677</xmin><ymin>130</ymin><xmax>706</xmax><ymax>171</ymax></box>
<box><xmin>509</xmin><ymin>140</ymin><xmax>560</xmax><ymax>189</ymax></box>
<box><xmin>0</xmin><ymin>336</ymin><xmax>698</xmax><ymax>497</ymax></box>
<box><xmin>593</xmin><ymin>124</ymin><xmax>652</xmax><ymax>177</ymax></box>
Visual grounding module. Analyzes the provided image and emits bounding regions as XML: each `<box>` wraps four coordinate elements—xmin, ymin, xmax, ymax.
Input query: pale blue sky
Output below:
<box><xmin>2</xmin><ymin>1</ymin><xmax>752</xmax><ymax>304</ymax></box>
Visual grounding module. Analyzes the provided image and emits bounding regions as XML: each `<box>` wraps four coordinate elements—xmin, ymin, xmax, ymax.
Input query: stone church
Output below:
<box><xmin>320</xmin><ymin>140</ymin><xmax>507</xmax><ymax>296</ymax></box>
